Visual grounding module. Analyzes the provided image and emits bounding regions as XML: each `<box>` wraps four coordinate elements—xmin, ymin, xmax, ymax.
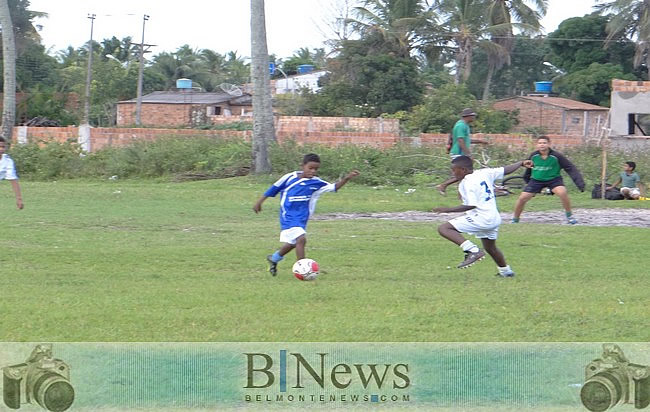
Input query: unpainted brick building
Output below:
<box><xmin>492</xmin><ymin>96</ymin><xmax>608</xmax><ymax>136</ymax></box>
<box><xmin>117</xmin><ymin>91</ymin><xmax>252</xmax><ymax>127</ymax></box>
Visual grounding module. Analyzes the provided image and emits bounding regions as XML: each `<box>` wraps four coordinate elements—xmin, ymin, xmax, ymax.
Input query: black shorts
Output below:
<box><xmin>523</xmin><ymin>176</ymin><xmax>564</xmax><ymax>193</ymax></box>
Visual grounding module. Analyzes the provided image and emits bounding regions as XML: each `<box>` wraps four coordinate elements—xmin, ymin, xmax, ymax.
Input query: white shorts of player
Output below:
<box><xmin>449</xmin><ymin>215</ymin><xmax>499</xmax><ymax>240</ymax></box>
<box><xmin>621</xmin><ymin>187</ymin><xmax>640</xmax><ymax>196</ymax></box>
<box><xmin>280</xmin><ymin>227</ymin><xmax>306</xmax><ymax>244</ymax></box>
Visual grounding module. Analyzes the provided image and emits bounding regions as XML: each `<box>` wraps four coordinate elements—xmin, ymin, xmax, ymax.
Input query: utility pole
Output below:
<box><xmin>83</xmin><ymin>13</ymin><xmax>95</xmax><ymax>126</ymax></box>
<box><xmin>135</xmin><ymin>14</ymin><xmax>149</xmax><ymax>126</ymax></box>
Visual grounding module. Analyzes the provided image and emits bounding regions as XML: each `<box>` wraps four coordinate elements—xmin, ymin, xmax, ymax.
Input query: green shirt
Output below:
<box><xmin>530</xmin><ymin>153</ymin><xmax>562</xmax><ymax>181</ymax></box>
<box><xmin>450</xmin><ymin>120</ymin><xmax>471</xmax><ymax>156</ymax></box>
<box><xmin>620</xmin><ymin>172</ymin><xmax>640</xmax><ymax>188</ymax></box>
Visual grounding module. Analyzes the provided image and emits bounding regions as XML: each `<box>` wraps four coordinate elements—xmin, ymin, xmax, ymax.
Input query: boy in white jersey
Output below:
<box><xmin>253</xmin><ymin>153</ymin><xmax>359</xmax><ymax>276</ymax></box>
<box><xmin>0</xmin><ymin>138</ymin><xmax>24</xmax><ymax>210</ymax></box>
<box><xmin>433</xmin><ymin>156</ymin><xmax>531</xmax><ymax>277</ymax></box>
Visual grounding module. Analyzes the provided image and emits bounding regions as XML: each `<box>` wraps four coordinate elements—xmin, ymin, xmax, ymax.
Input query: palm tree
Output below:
<box><xmin>0</xmin><ymin>0</ymin><xmax>16</xmax><ymax>141</ymax></box>
<box><xmin>347</xmin><ymin>0</ymin><xmax>436</xmax><ymax>58</ymax></box>
<box><xmin>596</xmin><ymin>0</ymin><xmax>650</xmax><ymax>80</ymax></box>
<box><xmin>224</xmin><ymin>51</ymin><xmax>250</xmax><ymax>85</ymax></box>
<box><xmin>438</xmin><ymin>0</ymin><xmax>486</xmax><ymax>84</ymax></box>
<box><xmin>250</xmin><ymin>0</ymin><xmax>274</xmax><ymax>174</ymax></box>
<box><xmin>6</xmin><ymin>0</ymin><xmax>46</xmax><ymax>55</ymax></box>
<box><xmin>482</xmin><ymin>0</ymin><xmax>547</xmax><ymax>99</ymax></box>
<box><xmin>438</xmin><ymin>0</ymin><xmax>540</xmax><ymax>86</ymax></box>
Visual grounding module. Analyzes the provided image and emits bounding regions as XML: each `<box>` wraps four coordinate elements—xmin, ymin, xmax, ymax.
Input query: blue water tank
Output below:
<box><xmin>534</xmin><ymin>81</ymin><xmax>553</xmax><ymax>93</ymax></box>
<box><xmin>176</xmin><ymin>78</ymin><xmax>192</xmax><ymax>89</ymax></box>
<box><xmin>297</xmin><ymin>64</ymin><xmax>314</xmax><ymax>74</ymax></box>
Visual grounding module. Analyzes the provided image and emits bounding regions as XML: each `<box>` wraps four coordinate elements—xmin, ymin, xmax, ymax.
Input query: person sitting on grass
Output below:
<box><xmin>253</xmin><ymin>153</ymin><xmax>359</xmax><ymax>276</ymax></box>
<box><xmin>0</xmin><ymin>138</ymin><xmax>24</xmax><ymax>210</ymax></box>
<box><xmin>433</xmin><ymin>155</ymin><xmax>533</xmax><ymax>277</ymax></box>
<box><xmin>607</xmin><ymin>161</ymin><xmax>645</xmax><ymax>200</ymax></box>
<box><xmin>512</xmin><ymin>136</ymin><xmax>585</xmax><ymax>225</ymax></box>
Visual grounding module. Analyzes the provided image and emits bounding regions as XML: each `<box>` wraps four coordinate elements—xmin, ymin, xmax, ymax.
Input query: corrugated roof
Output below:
<box><xmin>498</xmin><ymin>96</ymin><xmax>608</xmax><ymax>111</ymax></box>
<box><xmin>118</xmin><ymin>91</ymin><xmax>251</xmax><ymax>105</ymax></box>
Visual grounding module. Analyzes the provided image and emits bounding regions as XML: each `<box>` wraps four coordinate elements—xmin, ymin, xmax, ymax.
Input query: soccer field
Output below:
<box><xmin>1</xmin><ymin>178</ymin><xmax>648</xmax><ymax>342</ymax></box>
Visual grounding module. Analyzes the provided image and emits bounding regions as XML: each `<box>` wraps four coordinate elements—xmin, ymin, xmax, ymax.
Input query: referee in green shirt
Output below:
<box><xmin>512</xmin><ymin>136</ymin><xmax>585</xmax><ymax>224</ymax></box>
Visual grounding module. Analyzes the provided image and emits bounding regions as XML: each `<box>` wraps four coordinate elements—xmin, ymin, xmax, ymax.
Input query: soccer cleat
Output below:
<box><xmin>511</xmin><ymin>218</ymin><xmax>519</xmax><ymax>223</ymax></box>
<box><xmin>567</xmin><ymin>216</ymin><xmax>578</xmax><ymax>225</ymax></box>
<box><xmin>496</xmin><ymin>270</ymin><xmax>515</xmax><ymax>278</ymax></box>
<box><xmin>457</xmin><ymin>250</ymin><xmax>486</xmax><ymax>269</ymax></box>
<box><xmin>266</xmin><ymin>255</ymin><xmax>278</xmax><ymax>276</ymax></box>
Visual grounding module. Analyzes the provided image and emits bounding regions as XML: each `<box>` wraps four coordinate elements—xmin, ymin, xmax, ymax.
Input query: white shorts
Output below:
<box><xmin>449</xmin><ymin>215</ymin><xmax>499</xmax><ymax>240</ymax></box>
<box><xmin>621</xmin><ymin>187</ymin><xmax>640</xmax><ymax>196</ymax></box>
<box><xmin>280</xmin><ymin>227</ymin><xmax>306</xmax><ymax>244</ymax></box>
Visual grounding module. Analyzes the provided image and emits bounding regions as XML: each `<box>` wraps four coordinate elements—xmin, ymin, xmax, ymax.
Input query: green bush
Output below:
<box><xmin>10</xmin><ymin>140</ymin><xmax>84</xmax><ymax>179</ymax></box>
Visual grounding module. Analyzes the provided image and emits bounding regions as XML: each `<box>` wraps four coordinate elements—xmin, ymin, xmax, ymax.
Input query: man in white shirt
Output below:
<box><xmin>0</xmin><ymin>138</ymin><xmax>24</xmax><ymax>210</ymax></box>
<box><xmin>433</xmin><ymin>156</ymin><xmax>531</xmax><ymax>277</ymax></box>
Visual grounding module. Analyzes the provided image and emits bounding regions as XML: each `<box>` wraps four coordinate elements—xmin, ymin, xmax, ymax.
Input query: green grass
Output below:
<box><xmin>0</xmin><ymin>178</ymin><xmax>648</xmax><ymax>341</ymax></box>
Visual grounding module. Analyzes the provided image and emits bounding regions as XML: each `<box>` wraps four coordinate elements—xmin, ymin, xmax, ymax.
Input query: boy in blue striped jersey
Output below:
<box><xmin>253</xmin><ymin>153</ymin><xmax>359</xmax><ymax>276</ymax></box>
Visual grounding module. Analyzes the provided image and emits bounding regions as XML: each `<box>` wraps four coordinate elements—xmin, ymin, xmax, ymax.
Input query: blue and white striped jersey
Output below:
<box><xmin>264</xmin><ymin>171</ymin><xmax>336</xmax><ymax>230</ymax></box>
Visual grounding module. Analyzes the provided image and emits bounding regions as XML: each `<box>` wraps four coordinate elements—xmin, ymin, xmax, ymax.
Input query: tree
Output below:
<box><xmin>250</xmin><ymin>0</ymin><xmax>274</xmax><ymax>174</ymax></box>
<box><xmin>346</xmin><ymin>0</ymin><xmax>436</xmax><ymax>58</ymax></box>
<box><xmin>467</xmin><ymin>35</ymin><xmax>554</xmax><ymax>98</ymax></box>
<box><xmin>6</xmin><ymin>0</ymin><xmax>45</xmax><ymax>55</ymax></box>
<box><xmin>547</xmin><ymin>13</ymin><xmax>636</xmax><ymax>74</ymax></box>
<box><xmin>404</xmin><ymin>82</ymin><xmax>518</xmax><ymax>133</ymax></box>
<box><xmin>0</xmin><ymin>0</ymin><xmax>16</xmax><ymax>141</ymax></box>
<box><xmin>596</xmin><ymin>0</ymin><xmax>650</xmax><ymax>79</ymax></box>
<box><xmin>307</xmin><ymin>37</ymin><xmax>423</xmax><ymax>117</ymax></box>
<box><xmin>482</xmin><ymin>0</ymin><xmax>547</xmax><ymax>99</ymax></box>
<box><xmin>438</xmin><ymin>0</ymin><xmax>492</xmax><ymax>84</ymax></box>
<box><xmin>557</xmin><ymin>62</ymin><xmax>636</xmax><ymax>106</ymax></box>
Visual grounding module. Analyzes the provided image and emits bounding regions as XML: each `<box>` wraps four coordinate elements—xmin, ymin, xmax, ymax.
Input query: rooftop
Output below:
<box><xmin>118</xmin><ymin>91</ymin><xmax>251</xmax><ymax>105</ymax></box>
<box><xmin>499</xmin><ymin>96</ymin><xmax>608</xmax><ymax>111</ymax></box>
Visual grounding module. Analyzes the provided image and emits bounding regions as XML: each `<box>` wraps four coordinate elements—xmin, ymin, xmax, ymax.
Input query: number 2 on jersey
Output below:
<box><xmin>480</xmin><ymin>181</ymin><xmax>493</xmax><ymax>201</ymax></box>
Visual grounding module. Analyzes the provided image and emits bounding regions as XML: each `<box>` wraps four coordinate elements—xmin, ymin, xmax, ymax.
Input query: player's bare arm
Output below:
<box><xmin>503</xmin><ymin>160</ymin><xmax>531</xmax><ymax>176</ymax></box>
<box><xmin>11</xmin><ymin>180</ymin><xmax>23</xmax><ymax>210</ymax></box>
<box><xmin>253</xmin><ymin>196</ymin><xmax>268</xmax><ymax>213</ymax></box>
<box><xmin>457</xmin><ymin>139</ymin><xmax>471</xmax><ymax>157</ymax></box>
<box><xmin>335</xmin><ymin>170</ymin><xmax>360</xmax><ymax>191</ymax></box>
<box><xmin>606</xmin><ymin>177</ymin><xmax>621</xmax><ymax>190</ymax></box>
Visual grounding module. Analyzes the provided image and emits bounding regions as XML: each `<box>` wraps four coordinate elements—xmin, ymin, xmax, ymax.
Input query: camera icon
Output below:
<box><xmin>2</xmin><ymin>344</ymin><xmax>74</xmax><ymax>411</ymax></box>
<box><xmin>581</xmin><ymin>344</ymin><xmax>650</xmax><ymax>411</ymax></box>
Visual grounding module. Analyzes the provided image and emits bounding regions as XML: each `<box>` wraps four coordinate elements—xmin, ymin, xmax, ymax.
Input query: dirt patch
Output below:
<box><xmin>313</xmin><ymin>208</ymin><xmax>650</xmax><ymax>228</ymax></box>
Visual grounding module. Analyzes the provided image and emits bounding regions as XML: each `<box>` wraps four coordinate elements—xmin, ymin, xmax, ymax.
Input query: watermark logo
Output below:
<box><xmin>580</xmin><ymin>344</ymin><xmax>650</xmax><ymax>411</ymax></box>
<box><xmin>2</xmin><ymin>344</ymin><xmax>75</xmax><ymax>412</ymax></box>
<box><xmin>243</xmin><ymin>350</ymin><xmax>411</xmax><ymax>404</ymax></box>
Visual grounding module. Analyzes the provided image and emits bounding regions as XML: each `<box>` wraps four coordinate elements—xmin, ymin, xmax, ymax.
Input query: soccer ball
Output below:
<box><xmin>292</xmin><ymin>258</ymin><xmax>319</xmax><ymax>281</ymax></box>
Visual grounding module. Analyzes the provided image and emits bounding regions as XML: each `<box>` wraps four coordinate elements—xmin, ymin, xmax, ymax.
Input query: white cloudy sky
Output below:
<box><xmin>29</xmin><ymin>0</ymin><xmax>598</xmax><ymax>59</ymax></box>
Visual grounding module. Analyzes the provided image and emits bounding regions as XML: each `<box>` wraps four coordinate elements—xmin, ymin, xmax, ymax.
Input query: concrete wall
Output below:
<box><xmin>610</xmin><ymin>79</ymin><xmax>650</xmax><ymax>136</ymax></box>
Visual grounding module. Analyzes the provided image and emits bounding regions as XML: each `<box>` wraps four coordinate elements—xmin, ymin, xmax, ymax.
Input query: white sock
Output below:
<box><xmin>498</xmin><ymin>265</ymin><xmax>512</xmax><ymax>275</ymax></box>
<box><xmin>460</xmin><ymin>240</ymin><xmax>479</xmax><ymax>253</ymax></box>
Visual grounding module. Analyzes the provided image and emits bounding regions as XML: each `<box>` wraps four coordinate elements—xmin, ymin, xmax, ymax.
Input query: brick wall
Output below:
<box><xmin>492</xmin><ymin>98</ymin><xmax>606</xmax><ymax>136</ymax></box>
<box><xmin>419</xmin><ymin>133</ymin><xmax>585</xmax><ymax>150</ymax></box>
<box><xmin>117</xmin><ymin>103</ymin><xmax>193</xmax><ymax>127</ymax></box>
<box><xmin>207</xmin><ymin>115</ymin><xmax>400</xmax><ymax>134</ymax></box>
<box><xmin>611</xmin><ymin>79</ymin><xmax>650</xmax><ymax>92</ymax></box>
<box><xmin>14</xmin><ymin>125</ymin><xmax>591</xmax><ymax>152</ymax></box>
<box><xmin>493</xmin><ymin>98</ymin><xmax>565</xmax><ymax>133</ymax></box>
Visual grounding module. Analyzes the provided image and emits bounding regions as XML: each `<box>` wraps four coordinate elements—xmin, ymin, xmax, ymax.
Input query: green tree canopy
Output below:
<box><xmin>547</xmin><ymin>13</ymin><xmax>636</xmax><ymax>74</ymax></box>
<box><xmin>557</xmin><ymin>62</ymin><xmax>636</xmax><ymax>106</ymax></box>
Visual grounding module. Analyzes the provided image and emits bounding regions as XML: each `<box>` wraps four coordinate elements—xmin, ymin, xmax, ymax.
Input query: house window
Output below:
<box><xmin>628</xmin><ymin>113</ymin><xmax>650</xmax><ymax>135</ymax></box>
<box><xmin>207</xmin><ymin>106</ymin><xmax>222</xmax><ymax>116</ymax></box>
